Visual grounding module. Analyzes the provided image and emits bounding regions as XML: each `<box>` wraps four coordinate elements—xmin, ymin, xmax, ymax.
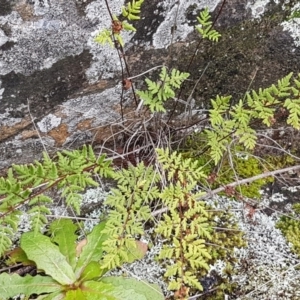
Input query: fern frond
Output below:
<box><xmin>122</xmin><ymin>20</ymin><xmax>136</xmax><ymax>32</ymax></box>
<box><xmin>102</xmin><ymin>163</ymin><xmax>159</xmax><ymax>267</ymax></box>
<box><xmin>155</xmin><ymin>149</ymin><xmax>216</xmax><ymax>296</ymax></box>
<box><xmin>0</xmin><ymin>229</ymin><xmax>13</xmax><ymax>256</ymax></box>
<box><xmin>196</xmin><ymin>8</ymin><xmax>221</xmax><ymax>42</ymax></box>
<box><xmin>0</xmin><ymin>213</ymin><xmax>21</xmax><ymax>256</ymax></box>
<box><xmin>235</xmin><ymin>126</ymin><xmax>257</xmax><ymax>149</ymax></box>
<box><xmin>122</xmin><ymin>0</ymin><xmax>144</xmax><ymax>21</ymax></box>
<box><xmin>137</xmin><ymin>67</ymin><xmax>190</xmax><ymax>112</ymax></box>
<box><xmin>205</xmin><ymin>130</ymin><xmax>228</xmax><ymax>165</ymax></box>
<box><xmin>94</xmin><ymin>29</ymin><xmax>113</xmax><ymax>47</ymax></box>
<box><xmin>0</xmin><ymin>145</ymin><xmax>112</xmax><ymax>254</ymax></box>
<box><xmin>28</xmin><ymin>207</ymin><xmax>50</xmax><ymax>234</ymax></box>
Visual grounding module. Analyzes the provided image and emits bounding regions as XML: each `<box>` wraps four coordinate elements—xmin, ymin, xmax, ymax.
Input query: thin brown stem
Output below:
<box><xmin>166</xmin><ymin>0</ymin><xmax>227</xmax><ymax>125</ymax></box>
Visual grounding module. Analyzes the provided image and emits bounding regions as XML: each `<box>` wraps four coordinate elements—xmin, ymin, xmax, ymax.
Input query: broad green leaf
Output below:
<box><xmin>65</xmin><ymin>289</ymin><xmax>86</xmax><ymax>300</ymax></box>
<box><xmin>79</xmin><ymin>261</ymin><xmax>103</xmax><ymax>281</ymax></box>
<box><xmin>75</xmin><ymin>222</ymin><xmax>108</xmax><ymax>277</ymax></box>
<box><xmin>37</xmin><ymin>291</ymin><xmax>64</xmax><ymax>300</ymax></box>
<box><xmin>21</xmin><ymin>232</ymin><xmax>76</xmax><ymax>285</ymax></box>
<box><xmin>0</xmin><ymin>273</ymin><xmax>62</xmax><ymax>298</ymax></box>
<box><xmin>126</xmin><ymin>240</ymin><xmax>148</xmax><ymax>263</ymax></box>
<box><xmin>49</xmin><ymin>219</ymin><xmax>78</xmax><ymax>269</ymax></box>
<box><xmin>101</xmin><ymin>277</ymin><xmax>164</xmax><ymax>300</ymax></box>
<box><xmin>81</xmin><ymin>281</ymin><xmax>116</xmax><ymax>300</ymax></box>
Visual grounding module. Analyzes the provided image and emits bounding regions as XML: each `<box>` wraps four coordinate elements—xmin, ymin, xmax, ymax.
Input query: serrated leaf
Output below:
<box><xmin>0</xmin><ymin>273</ymin><xmax>62</xmax><ymax>298</ymax></box>
<box><xmin>21</xmin><ymin>232</ymin><xmax>76</xmax><ymax>285</ymax></box>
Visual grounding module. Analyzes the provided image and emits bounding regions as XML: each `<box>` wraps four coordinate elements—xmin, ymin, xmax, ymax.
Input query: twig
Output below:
<box><xmin>127</xmin><ymin>65</ymin><xmax>164</xmax><ymax>80</ymax></box>
<box><xmin>200</xmin><ymin>164</ymin><xmax>300</xmax><ymax>200</ymax></box>
<box><xmin>151</xmin><ymin>164</ymin><xmax>300</xmax><ymax>217</ymax></box>
<box><xmin>27</xmin><ymin>100</ymin><xmax>49</xmax><ymax>158</ymax></box>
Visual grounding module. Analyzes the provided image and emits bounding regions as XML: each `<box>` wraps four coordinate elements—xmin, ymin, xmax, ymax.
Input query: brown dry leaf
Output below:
<box><xmin>76</xmin><ymin>238</ymin><xmax>87</xmax><ymax>257</ymax></box>
<box><xmin>122</xmin><ymin>78</ymin><xmax>132</xmax><ymax>90</ymax></box>
<box><xmin>135</xmin><ymin>240</ymin><xmax>148</xmax><ymax>257</ymax></box>
<box><xmin>112</xmin><ymin>20</ymin><xmax>123</xmax><ymax>34</ymax></box>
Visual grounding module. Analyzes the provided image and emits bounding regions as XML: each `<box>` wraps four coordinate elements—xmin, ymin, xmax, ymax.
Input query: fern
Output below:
<box><xmin>204</xmin><ymin>73</ymin><xmax>300</xmax><ymax>164</ymax></box>
<box><xmin>94</xmin><ymin>29</ymin><xmax>114</xmax><ymax>47</ymax></box>
<box><xmin>101</xmin><ymin>163</ymin><xmax>160</xmax><ymax>269</ymax></box>
<box><xmin>136</xmin><ymin>66</ymin><xmax>189</xmax><ymax>113</ymax></box>
<box><xmin>196</xmin><ymin>8</ymin><xmax>221</xmax><ymax>42</ymax></box>
<box><xmin>155</xmin><ymin>149</ymin><xmax>244</xmax><ymax>297</ymax></box>
<box><xmin>156</xmin><ymin>149</ymin><xmax>211</xmax><ymax>294</ymax></box>
<box><xmin>0</xmin><ymin>145</ymin><xmax>113</xmax><ymax>256</ymax></box>
<box><xmin>122</xmin><ymin>0</ymin><xmax>144</xmax><ymax>21</ymax></box>
<box><xmin>94</xmin><ymin>0</ymin><xmax>144</xmax><ymax>47</ymax></box>
<box><xmin>0</xmin><ymin>212</ymin><xmax>20</xmax><ymax>255</ymax></box>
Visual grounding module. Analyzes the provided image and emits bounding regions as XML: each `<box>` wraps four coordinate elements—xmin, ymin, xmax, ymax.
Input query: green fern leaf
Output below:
<box><xmin>122</xmin><ymin>0</ymin><xmax>144</xmax><ymax>21</ymax></box>
<box><xmin>196</xmin><ymin>8</ymin><xmax>221</xmax><ymax>42</ymax></box>
<box><xmin>94</xmin><ymin>29</ymin><xmax>113</xmax><ymax>47</ymax></box>
<box><xmin>284</xmin><ymin>98</ymin><xmax>300</xmax><ymax>129</ymax></box>
<box><xmin>122</xmin><ymin>20</ymin><xmax>136</xmax><ymax>31</ymax></box>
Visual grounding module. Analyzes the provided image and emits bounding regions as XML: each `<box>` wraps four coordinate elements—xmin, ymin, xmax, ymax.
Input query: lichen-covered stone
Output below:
<box><xmin>0</xmin><ymin>0</ymin><xmax>299</xmax><ymax>173</ymax></box>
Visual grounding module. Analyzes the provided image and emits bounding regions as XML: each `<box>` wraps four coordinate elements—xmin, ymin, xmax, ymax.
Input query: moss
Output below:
<box><xmin>266</xmin><ymin>153</ymin><xmax>296</xmax><ymax>169</ymax></box>
<box><xmin>230</xmin><ymin>156</ymin><xmax>273</xmax><ymax>198</ymax></box>
<box><xmin>276</xmin><ymin>204</ymin><xmax>300</xmax><ymax>256</ymax></box>
<box><xmin>182</xmin><ymin>136</ymin><xmax>273</xmax><ymax>199</ymax></box>
<box><xmin>185</xmin><ymin>205</ymin><xmax>246</xmax><ymax>299</ymax></box>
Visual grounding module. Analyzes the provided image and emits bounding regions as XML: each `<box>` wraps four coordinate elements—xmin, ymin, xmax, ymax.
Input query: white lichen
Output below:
<box><xmin>37</xmin><ymin>113</ymin><xmax>61</xmax><ymax>133</ymax></box>
<box><xmin>81</xmin><ymin>187</ymin><xmax>111</xmax><ymax>232</ymax></box>
<box><xmin>281</xmin><ymin>3</ymin><xmax>300</xmax><ymax>48</ymax></box>
<box><xmin>0</xmin><ymin>28</ymin><xmax>8</xmax><ymax>47</ymax></box>
<box><xmin>211</xmin><ymin>194</ymin><xmax>300</xmax><ymax>299</ymax></box>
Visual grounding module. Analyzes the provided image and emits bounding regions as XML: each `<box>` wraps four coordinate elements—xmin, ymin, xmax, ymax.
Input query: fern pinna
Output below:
<box><xmin>136</xmin><ymin>66</ymin><xmax>190</xmax><ymax>112</ymax></box>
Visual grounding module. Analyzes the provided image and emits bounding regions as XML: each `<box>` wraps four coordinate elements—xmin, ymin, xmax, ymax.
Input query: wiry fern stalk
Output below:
<box><xmin>0</xmin><ymin>145</ymin><xmax>113</xmax><ymax>256</ymax></box>
<box><xmin>101</xmin><ymin>163</ymin><xmax>160</xmax><ymax>269</ymax></box>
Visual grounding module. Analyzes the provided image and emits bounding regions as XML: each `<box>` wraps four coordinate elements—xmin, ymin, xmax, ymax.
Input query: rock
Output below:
<box><xmin>0</xmin><ymin>0</ymin><xmax>299</xmax><ymax>169</ymax></box>
<box><xmin>0</xmin><ymin>28</ymin><xmax>8</xmax><ymax>47</ymax></box>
